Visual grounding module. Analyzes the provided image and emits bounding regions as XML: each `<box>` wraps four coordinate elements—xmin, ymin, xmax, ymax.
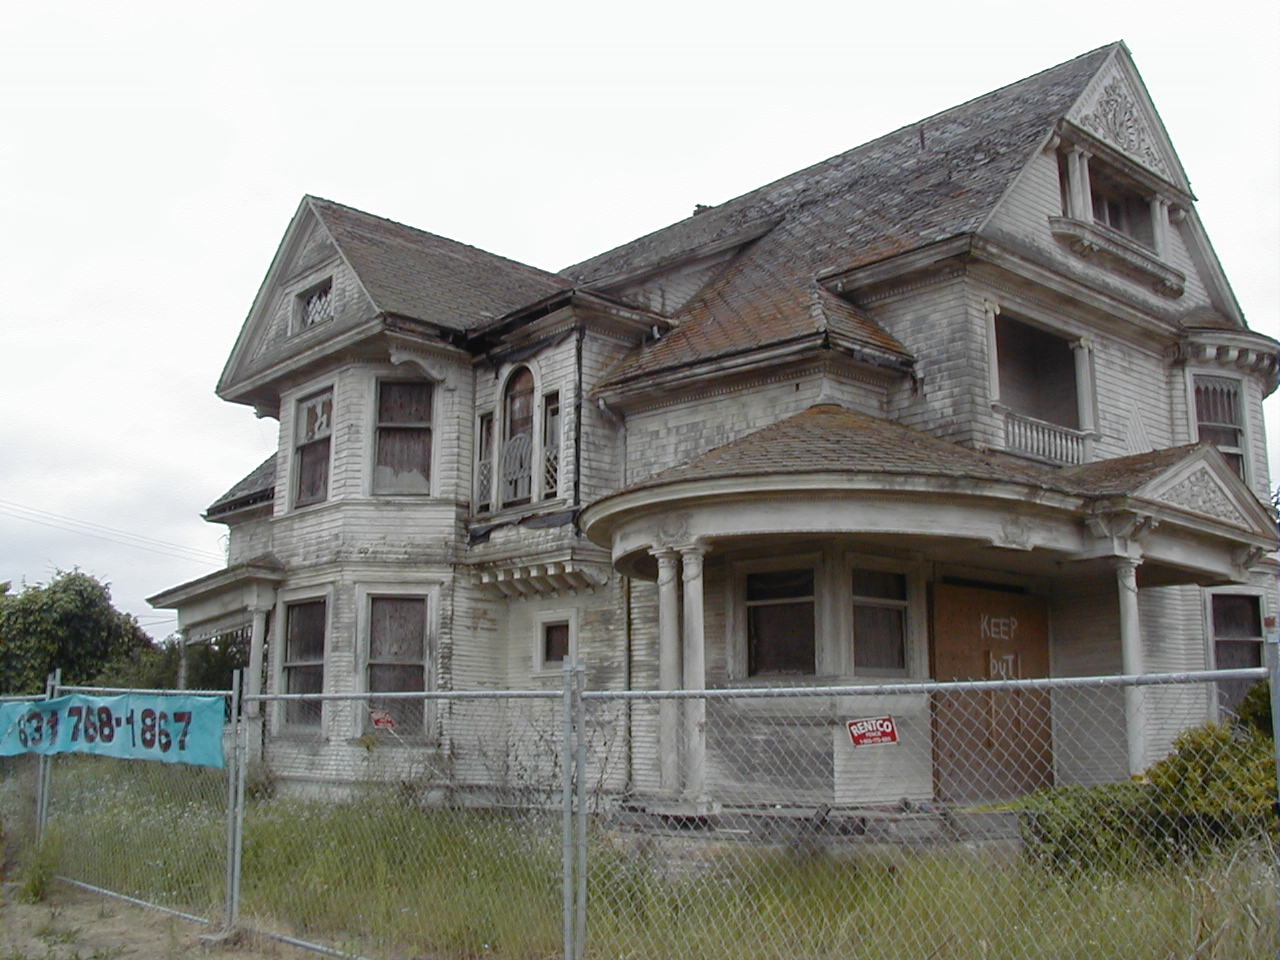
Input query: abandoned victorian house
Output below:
<box><xmin>151</xmin><ymin>42</ymin><xmax>1278</xmax><ymax>808</ymax></box>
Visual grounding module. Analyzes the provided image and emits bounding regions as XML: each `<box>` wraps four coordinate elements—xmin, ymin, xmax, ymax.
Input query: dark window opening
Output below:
<box><xmin>543</xmin><ymin>621</ymin><xmax>570</xmax><ymax>665</ymax></box>
<box><xmin>295</xmin><ymin>390</ymin><xmax>333</xmax><ymax>507</ymax></box>
<box><xmin>852</xmin><ymin>569</ymin><xmax>908</xmax><ymax>674</ymax></box>
<box><xmin>284</xmin><ymin>600</ymin><xmax>326</xmax><ymax>726</ymax></box>
<box><xmin>368</xmin><ymin>597</ymin><xmax>426</xmax><ymax>733</ymax></box>
<box><xmin>1211</xmin><ymin>594</ymin><xmax>1263</xmax><ymax>717</ymax></box>
<box><xmin>298</xmin><ymin>279</ymin><xmax>333</xmax><ymax>330</ymax></box>
<box><xmin>502</xmin><ymin>368</ymin><xmax>534</xmax><ymax>506</ymax></box>
<box><xmin>746</xmin><ymin>569</ymin><xmax>815</xmax><ymax>675</ymax></box>
<box><xmin>1088</xmin><ymin>164</ymin><xmax>1153</xmax><ymax>248</ymax></box>
<box><xmin>1195</xmin><ymin>376</ymin><xmax>1245</xmax><ymax>477</ymax></box>
<box><xmin>996</xmin><ymin>315</ymin><xmax>1078</xmax><ymax>429</ymax></box>
<box><xmin>374</xmin><ymin>381</ymin><xmax>433</xmax><ymax>494</ymax></box>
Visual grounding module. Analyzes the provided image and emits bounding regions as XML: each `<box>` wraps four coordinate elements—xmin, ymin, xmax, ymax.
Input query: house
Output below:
<box><xmin>150</xmin><ymin>42</ymin><xmax>1278</xmax><ymax>808</ymax></box>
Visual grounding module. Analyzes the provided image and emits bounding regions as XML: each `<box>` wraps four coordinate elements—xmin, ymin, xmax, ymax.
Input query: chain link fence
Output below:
<box><xmin>3</xmin><ymin>667</ymin><xmax>1278</xmax><ymax>959</ymax></box>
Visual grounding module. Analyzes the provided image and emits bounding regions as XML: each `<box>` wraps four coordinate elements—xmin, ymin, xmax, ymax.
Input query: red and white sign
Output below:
<box><xmin>846</xmin><ymin>715</ymin><xmax>898</xmax><ymax>746</ymax></box>
<box><xmin>369</xmin><ymin>710</ymin><xmax>397</xmax><ymax>730</ymax></box>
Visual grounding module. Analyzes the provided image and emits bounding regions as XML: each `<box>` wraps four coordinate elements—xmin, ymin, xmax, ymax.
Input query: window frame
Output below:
<box><xmin>293</xmin><ymin>277</ymin><xmax>334</xmax><ymax>334</ymax></box>
<box><xmin>1189</xmin><ymin>372</ymin><xmax>1249</xmax><ymax>481</ymax></box>
<box><xmin>533</xmin><ymin>609</ymin><xmax>578</xmax><ymax>675</ymax></box>
<box><xmin>844</xmin><ymin>554</ymin><xmax>926</xmax><ymax>679</ymax></box>
<box><xmin>482</xmin><ymin>362</ymin><xmax>565</xmax><ymax>515</ymax></box>
<box><xmin>292</xmin><ymin>387</ymin><xmax>335</xmax><ymax>509</ymax></box>
<box><xmin>1204</xmin><ymin>589</ymin><xmax>1266</xmax><ymax>720</ymax></box>
<box><xmin>274</xmin><ymin>589</ymin><xmax>332</xmax><ymax>735</ymax></box>
<box><xmin>355</xmin><ymin>582</ymin><xmax>440</xmax><ymax>741</ymax></box>
<box><xmin>727</xmin><ymin>553</ymin><xmax>823</xmax><ymax>681</ymax></box>
<box><xmin>371</xmin><ymin>378</ymin><xmax>435</xmax><ymax>496</ymax></box>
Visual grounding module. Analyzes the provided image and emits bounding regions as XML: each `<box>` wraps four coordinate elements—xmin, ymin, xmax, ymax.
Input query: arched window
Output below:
<box><xmin>501</xmin><ymin>367</ymin><xmax>535</xmax><ymax>506</ymax></box>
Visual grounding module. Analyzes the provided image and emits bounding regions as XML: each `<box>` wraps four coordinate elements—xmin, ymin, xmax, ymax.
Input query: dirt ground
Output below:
<box><xmin>0</xmin><ymin>883</ymin><xmax>320</xmax><ymax>960</ymax></box>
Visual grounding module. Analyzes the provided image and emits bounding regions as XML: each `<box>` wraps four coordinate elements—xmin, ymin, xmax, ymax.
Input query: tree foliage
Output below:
<box><xmin>0</xmin><ymin>571</ymin><xmax>151</xmax><ymax>694</ymax></box>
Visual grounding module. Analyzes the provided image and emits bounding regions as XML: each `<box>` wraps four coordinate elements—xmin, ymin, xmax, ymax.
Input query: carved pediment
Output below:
<box><xmin>1155</xmin><ymin>466</ymin><xmax>1249</xmax><ymax>527</ymax></box>
<box><xmin>1077</xmin><ymin>77</ymin><xmax>1169</xmax><ymax>178</ymax></box>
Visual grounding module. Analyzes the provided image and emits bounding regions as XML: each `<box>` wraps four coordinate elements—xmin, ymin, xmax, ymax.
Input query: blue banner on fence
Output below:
<box><xmin>0</xmin><ymin>694</ymin><xmax>225</xmax><ymax>769</ymax></box>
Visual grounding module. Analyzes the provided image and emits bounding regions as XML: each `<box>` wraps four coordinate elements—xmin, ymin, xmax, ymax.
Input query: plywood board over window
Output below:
<box><xmin>368</xmin><ymin>597</ymin><xmax>427</xmax><ymax>733</ymax></box>
<box><xmin>373</xmin><ymin>381</ymin><xmax>433</xmax><ymax>494</ymax></box>
<box><xmin>1211</xmin><ymin>593</ymin><xmax>1263</xmax><ymax>716</ymax></box>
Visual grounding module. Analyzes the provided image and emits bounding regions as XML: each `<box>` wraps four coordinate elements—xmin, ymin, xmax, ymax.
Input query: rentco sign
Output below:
<box><xmin>846</xmin><ymin>715</ymin><xmax>898</xmax><ymax>747</ymax></box>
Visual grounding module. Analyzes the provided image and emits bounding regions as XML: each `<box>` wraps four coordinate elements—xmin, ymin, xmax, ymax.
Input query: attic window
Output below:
<box><xmin>297</xmin><ymin>279</ymin><xmax>333</xmax><ymax>331</ymax></box>
<box><xmin>1087</xmin><ymin>165</ymin><xmax>1153</xmax><ymax>248</ymax></box>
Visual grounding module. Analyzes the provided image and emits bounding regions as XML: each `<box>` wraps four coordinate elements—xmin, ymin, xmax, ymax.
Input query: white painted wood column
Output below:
<box><xmin>1149</xmin><ymin>195</ymin><xmax>1170</xmax><ymax>259</ymax></box>
<box><xmin>680</xmin><ymin>544</ymin><xmax>708</xmax><ymax>803</ymax></box>
<box><xmin>246</xmin><ymin>608</ymin><xmax>270</xmax><ymax>717</ymax></box>
<box><xmin>652</xmin><ymin>547</ymin><xmax>681</xmax><ymax>794</ymax></box>
<box><xmin>1072</xmin><ymin>337</ymin><xmax>1096</xmax><ymax>460</ymax></box>
<box><xmin>1114</xmin><ymin>557</ymin><xmax>1146</xmax><ymax>776</ymax></box>
<box><xmin>1065</xmin><ymin>147</ymin><xmax>1093</xmax><ymax>220</ymax></box>
<box><xmin>177</xmin><ymin>629</ymin><xmax>189</xmax><ymax>690</ymax></box>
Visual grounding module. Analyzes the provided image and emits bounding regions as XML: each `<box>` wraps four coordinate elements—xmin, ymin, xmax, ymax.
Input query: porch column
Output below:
<box><xmin>246</xmin><ymin>608</ymin><xmax>270</xmax><ymax>718</ymax></box>
<box><xmin>1064</xmin><ymin>146</ymin><xmax>1093</xmax><ymax>220</ymax></box>
<box><xmin>1072</xmin><ymin>337</ymin><xmax>1096</xmax><ymax>459</ymax></box>
<box><xmin>176</xmin><ymin>629</ymin><xmax>189</xmax><ymax>690</ymax></box>
<box><xmin>680</xmin><ymin>544</ymin><xmax>708</xmax><ymax>803</ymax></box>
<box><xmin>1114</xmin><ymin>557</ymin><xmax>1146</xmax><ymax>776</ymax></box>
<box><xmin>652</xmin><ymin>548</ymin><xmax>682</xmax><ymax>794</ymax></box>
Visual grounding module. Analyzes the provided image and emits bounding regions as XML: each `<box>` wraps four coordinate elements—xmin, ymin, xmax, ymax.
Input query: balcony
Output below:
<box><xmin>1000</xmin><ymin>408</ymin><xmax>1088</xmax><ymax>465</ymax></box>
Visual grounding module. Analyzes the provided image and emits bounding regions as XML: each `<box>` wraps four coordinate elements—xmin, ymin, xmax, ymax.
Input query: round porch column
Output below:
<box><xmin>652</xmin><ymin>548</ymin><xmax>682</xmax><ymax>794</ymax></box>
<box><xmin>1114</xmin><ymin>557</ymin><xmax>1146</xmax><ymax>776</ymax></box>
<box><xmin>680</xmin><ymin>544</ymin><xmax>708</xmax><ymax>803</ymax></box>
<box><xmin>246</xmin><ymin>609</ymin><xmax>270</xmax><ymax>715</ymax></box>
<box><xmin>177</xmin><ymin>629</ymin><xmax>189</xmax><ymax>691</ymax></box>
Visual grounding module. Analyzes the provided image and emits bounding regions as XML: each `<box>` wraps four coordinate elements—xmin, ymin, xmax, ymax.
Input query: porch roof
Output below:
<box><xmin>581</xmin><ymin>404</ymin><xmax>1277</xmax><ymax>584</ymax></box>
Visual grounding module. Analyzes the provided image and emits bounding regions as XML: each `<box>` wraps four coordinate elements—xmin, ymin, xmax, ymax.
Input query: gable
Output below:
<box><xmin>1136</xmin><ymin>451</ymin><xmax>1274</xmax><ymax>536</ymax></box>
<box><xmin>219</xmin><ymin>201</ymin><xmax>378</xmax><ymax>403</ymax></box>
<box><xmin>1065</xmin><ymin>49</ymin><xmax>1187</xmax><ymax>191</ymax></box>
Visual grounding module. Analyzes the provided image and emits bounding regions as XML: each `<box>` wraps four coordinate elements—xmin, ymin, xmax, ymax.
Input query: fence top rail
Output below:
<box><xmin>581</xmin><ymin>668</ymin><xmax>1268</xmax><ymax>701</ymax></box>
<box><xmin>247</xmin><ymin>688</ymin><xmax>561</xmax><ymax>703</ymax></box>
<box><xmin>56</xmin><ymin>685</ymin><xmax>233</xmax><ymax>697</ymax></box>
<box><xmin>0</xmin><ymin>694</ymin><xmax>46</xmax><ymax>703</ymax></box>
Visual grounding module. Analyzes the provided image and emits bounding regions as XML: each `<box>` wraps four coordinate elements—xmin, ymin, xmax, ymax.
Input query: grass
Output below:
<box><xmin>4</xmin><ymin>758</ymin><xmax>1277</xmax><ymax>959</ymax></box>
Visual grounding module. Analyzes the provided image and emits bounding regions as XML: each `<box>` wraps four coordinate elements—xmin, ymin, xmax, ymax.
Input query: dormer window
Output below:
<box><xmin>297</xmin><ymin>279</ymin><xmax>333</xmax><ymax>332</ymax></box>
<box><xmin>1087</xmin><ymin>165</ymin><xmax>1154</xmax><ymax>249</ymax></box>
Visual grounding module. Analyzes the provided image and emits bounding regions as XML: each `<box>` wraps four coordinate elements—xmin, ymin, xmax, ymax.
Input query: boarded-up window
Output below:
<box><xmin>284</xmin><ymin>600</ymin><xmax>325</xmax><ymax>726</ymax></box>
<box><xmin>476</xmin><ymin>413</ymin><xmax>494</xmax><ymax>513</ymax></box>
<box><xmin>369</xmin><ymin>597</ymin><xmax>427</xmax><ymax>733</ymax></box>
<box><xmin>543</xmin><ymin>621</ymin><xmax>570</xmax><ymax>665</ymax></box>
<box><xmin>1195</xmin><ymin>376</ymin><xmax>1245</xmax><ymax>477</ymax></box>
<box><xmin>295</xmin><ymin>390</ymin><xmax>333</xmax><ymax>507</ymax></box>
<box><xmin>1212</xmin><ymin>594</ymin><xmax>1262</xmax><ymax>717</ymax></box>
<box><xmin>373</xmin><ymin>381</ymin><xmax>433</xmax><ymax>494</ymax></box>
<box><xmin>542</xmin><ymin>391</ymin><xmax>560</xmax><ymax>498</ymax></box>
<box><xmin>996</xmin><ymin>316</ymin><xmax>1078</xmax><ymax>429</ymax></box>
<box><xmin>502</xmin><ymin>368</ymin><xmax>534</xmax><ymax>506</ymax></box>
<box><xmin>852</xmin><ymin>569</ymin><xmax>908</xmax><ymax>674</ymax></box>
<box><xmin>746</xmin><ymin>569</ymin><xmax>815</xmax><ymax>675</ymax></box>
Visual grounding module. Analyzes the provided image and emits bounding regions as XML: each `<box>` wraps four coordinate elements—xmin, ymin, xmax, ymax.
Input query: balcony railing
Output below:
<box><xmin>1002</xmin><ymin>410</ymin><xmax>1087</xmax><ymax>465</ymax></box>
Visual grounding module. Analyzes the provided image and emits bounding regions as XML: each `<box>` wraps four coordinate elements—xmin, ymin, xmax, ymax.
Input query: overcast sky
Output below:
<box><xmin>2</xmin><ymin>1</ymin><xmax>1277</xmax><ymax>638</ymax></box>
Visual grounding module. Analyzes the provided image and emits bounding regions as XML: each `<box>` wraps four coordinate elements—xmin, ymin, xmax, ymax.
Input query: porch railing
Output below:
<box><xmin>1002</xmin><ymin>408</ymin><xmax>1088</xmax><ymax>465</ymax></box>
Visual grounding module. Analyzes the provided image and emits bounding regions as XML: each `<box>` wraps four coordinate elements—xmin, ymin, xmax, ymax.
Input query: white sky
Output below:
<box><xmin>2</xmin><ymin>1</ymin><xmax>1277</xmax><ymax>638</ymax></box>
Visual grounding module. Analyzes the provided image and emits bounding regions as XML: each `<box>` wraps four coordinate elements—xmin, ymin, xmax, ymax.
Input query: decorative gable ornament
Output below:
<box><xmin>1155</xmin><ymin>466</ymin><xmax>1249</xmax><ymax>528</ymax></box>
<box><xmin>1073</xmin><ymin>66</ymin><xmax>1173</xmax><ymax>180</ymax></box>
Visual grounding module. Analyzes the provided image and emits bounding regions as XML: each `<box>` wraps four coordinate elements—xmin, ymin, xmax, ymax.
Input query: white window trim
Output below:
<box><xmin>726</xmin><ymin>553</ymin><xmax>825</xmax><ymax>681</ymax></box>
<box><xmin>271</xmin><ymin>583</ymin><xmax>335</xmax><ymax>737</ymax></box>
<box><xmin>290</xmin><ymin>273</ymin><xmax>336</xmax><ymax>336</ymax></box>
<box><xmin>841</xmin><ymin>553</ymin><xmax>928</xmax><ymax>679</ymax></box>
<box><xmin>1202</xmin><ymin>586</ymin><xmax>1267</xmax><ymax>720</ymax></box>
<box><xmin>288</xmin><ymin>381</ymin><xmax>337</xmax><ymax>511</ymax></box>
<box><xmin>1186</xmin><ymin>369</ymin><xmax>1251</xmax><ymax>484</ymax></box>
<box><xmin>354</xmin><ymin>582</ymin><xmax>441</xmax><ymax>741</ymax></box>
<box><xmin>532</xmin><ymin>608</ymin><xmax>578</xmax><ymax>676</ymax></box>
<box><xmin>365</xmin><ymin>368</ymin><xmax>443</xmax><ymax>499</ymax></box>
<box><xmin>482</xmin><ymin>360</ymin><xmax>567</xmax><ymax>514</ymax></box>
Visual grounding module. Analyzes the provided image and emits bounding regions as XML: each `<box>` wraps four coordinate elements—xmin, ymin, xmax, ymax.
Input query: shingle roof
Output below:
<box><xmin>205</xmin><ymin>456</ymin><xmax>277</xmax><ymax>518</ymax></box>
<box><xmin>568</xmin><ymin>44</ymin><xmax>1116</xmax><ymax>386</ymax></box>
<box><xmin>629</xmin><ymin>405</ymin><xmax>1059</xmax><ymax>492</ymax></box>
<box><xmin>307</xmin><ymin>197</ymin><xmax>571</xmax><ymax>332</ymax></box>
<box><xmin>622</xmin><ymin>404</ymin><xmax>1213</xmax><ymax>502</ymax></box>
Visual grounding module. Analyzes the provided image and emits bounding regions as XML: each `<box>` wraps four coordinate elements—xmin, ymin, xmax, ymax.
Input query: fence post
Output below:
<box><xmin>34</xmin><ymin>669</ymin><xmax>60</xmax><ymax>844</ymax></box>
<box><xmin>1265</xmin><ymin>634</ymin><xmax>1280</xmax><ymax>948</ymax></box>
<box><xmin>222</xmin><ymin>670</ymin><xmax>243</xmax><ymax>932</ymax></box>
<box><xmin>574</xmin><ymin>663</ymin><xmax>587</xmax><ymax>960</ymax></box>
<box><xmin>561</xmin><ymin>662</ymin><xmax>576</xmax><ymax>960</ymax></box>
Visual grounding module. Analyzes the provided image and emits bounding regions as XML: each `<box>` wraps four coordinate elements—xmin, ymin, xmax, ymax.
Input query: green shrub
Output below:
<box><xmin>1236</xmin><ymin>680</ymin><xmax>1273</xmax><ymax>739</ymax></box>
<box><xmin>1019</xmin><ymin>722</ymin><xmax>1276</xmax><ymax>873</ymax></box>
